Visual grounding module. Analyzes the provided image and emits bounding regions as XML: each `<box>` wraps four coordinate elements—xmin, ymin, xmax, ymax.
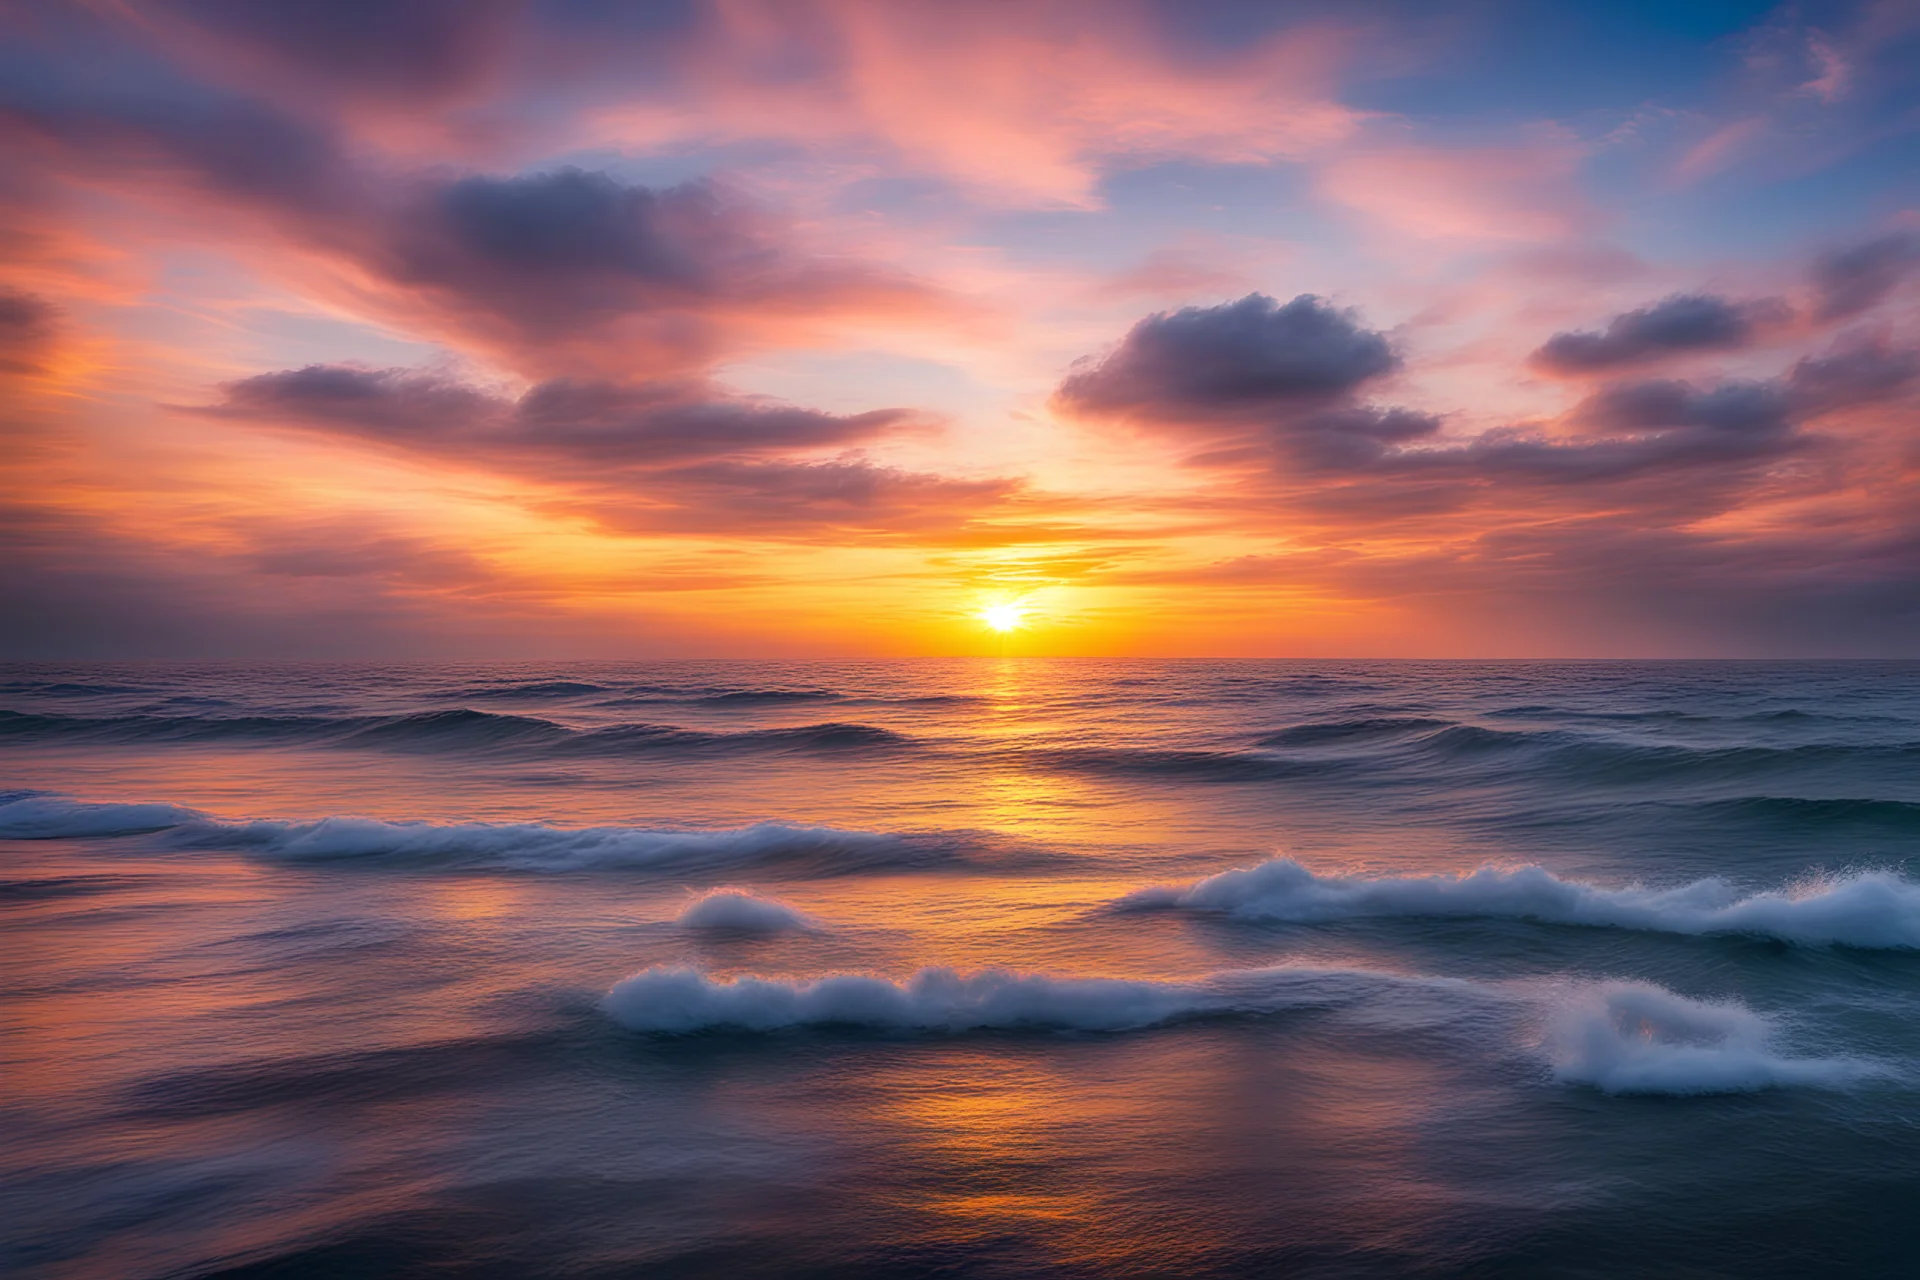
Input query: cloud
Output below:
<box><xmin>203</xmin><ymin>361</ymin><xmax>1025</xmax><ymax>541</ymax></box>
<box><xmin>1317</xmin><ymin>142</ymin><xmax>1588</xmax><ymax>242</ymax></box>
<box><xmin>581</xmin><ymin>0</ymin><xmax>1364</xmax><ymax>209</ymax></box>
<box><xmin>364</xmin><ymin>168</ymin><xmax>937</xmax><ymax>365</ymax></box>
<box><xmin>1811</xmin><ymin>232</ymin><xmax>1920</xmax><ymax>320</ymax></box>
<box><xmin>0</xmin><ymin>40</ymin><xmax>949</xmax><ymax>375</ymax></box>
<box><xmin>1052</xmin><ymin>293</ymin><xmax>1397</xmax><ymax>427</ymax></box>
<box><xmin>209</xmin><ymin>364</ymin><xmax>925</xmax><ymax>467</ymax></box>
<box><xmin>1784</xmin><ymin>335</ymin><xmax>1920</xmax><ymax>410</ymax></box>
<box><xmin>1056</xmin><ymin>296</ymin><xmax>1849</xmax><ymax>492</ymax></box>
<box><xmin>149</xmin><ymin>0</ymin><xmax>522</xmax><ymax>105</ymax></box>
<box><xmin>1529</xmin><ymin>294</ymin><xmax>1779</xmax><ymax>375</ymax></box>
<box><xmin>0</xmin><ymin>288</ymin><xmax>56</xmax><ymax>374</ymax></box>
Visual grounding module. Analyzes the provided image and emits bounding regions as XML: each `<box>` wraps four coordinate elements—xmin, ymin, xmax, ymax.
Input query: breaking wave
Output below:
<box><xmin>0</xmin><ymin>792</ymin><xmax>992</xmax><ymax>876</ymax></box>
<box><xmin>1543</xmin><ymin>982</ymin><xmax>1882</xmax><ymax>1095</ymax></box>
<box><xmin>602</xmin><ymin>966</ymin><xmax>1214</xmax><ymax>1033</ymax></box>
<box><xmin>601</xmin><ymin>964</ymin><xmax>1881</xmax><ymax>1097</ymax></box>
<box><xmin>1122</xmin><ymin>857</ymin><xmax>1920</xmax><ymax>948</ymax></box>
<box><xmin>599</xmin><ymin>961</ymin><xmax>1511</xmax><ymax>1038</ymax></box>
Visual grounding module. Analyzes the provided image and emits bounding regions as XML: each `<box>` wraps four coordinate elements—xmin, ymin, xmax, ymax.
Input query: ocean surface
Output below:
<box><xmin>6</xmin><ymin>660</ymin><xmax>1920</xmax><ymax>1278</ymax></box>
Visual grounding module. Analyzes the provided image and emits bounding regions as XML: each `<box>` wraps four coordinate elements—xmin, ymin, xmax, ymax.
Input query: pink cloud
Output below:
<box><xmin>1316</xmin><ymin>141</ymin><xmax>1589</xmax><ymax>243</ymax></box>
<box><xmin>590</xmin><ymin>0</ymin><xmax>1366</xmax><ymax>208</ymax></box>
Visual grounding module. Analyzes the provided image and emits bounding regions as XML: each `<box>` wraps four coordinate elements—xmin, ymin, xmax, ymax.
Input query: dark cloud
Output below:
<box><xmin>202</xmin><ymin>360</ymin><xmax>1030</xmax><ymax>542</ymax></box>
<box><xmin>208</xmin><ymin>364</ymin><xmax>925</xmax><ymax>467</ymax></box>
<box><xmin>1568</xmin><ymin>379</ymin><xmax>1790</xmax><ymax>435</ymax></box>
<box><xmin>1053</xmin><ymin>293</ymin><xmax>1397</xmax><ymax>425</ymax></box>
<box><xmin>1529</xmin><ymin>294</ymin><xmax>1776</xmax><ymax>375</ymax></box>
<box><xmin>1811</xmin><ymin>233</ymin><xmax>1920</xmax><ymax>321</ymax></box>
<box><xmin>153</xmin><ymin>0</ymin><xmax>523</xmax><ymax>103</ymax></box>
<box><xmin>0</xmin><ymin>288</ymin><xmax>56</xmax><ymax>374</ymax></box>
<box><xmin>378</xmin><ymin>170</ymin><xmax>816</xmax><ymax>347</ymax></box>
<box><xmin>214</xmin><ymin>364</ymin><xmax>494</xmax><ymax>435</ymax></box>
<box><xmin>1281</xmin><ymin>406</ymin><xmax>1444</xmax><ymax>470</ymax></box>
<box><xmin>1784</xmin><ymin>337</ymin><xmax>1920</xmax><ymax>411</ymax></box>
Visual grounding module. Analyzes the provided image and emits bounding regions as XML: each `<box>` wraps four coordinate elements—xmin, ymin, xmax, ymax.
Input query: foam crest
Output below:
<box><xmin>1125</xmin><ymin>857</ymin><xmax>1920</xmax><ymax>948</ymax></box>
<box><xmin>602</xmin><ymin>965</ymin><xmax>1888</xmax><ymax>1097</ymax></box>
<box><xmin>677</xmin><ymin>890</ymin><xmax>815</xmax><ymax>932</ymax></box>
<box><xmin>0</xmin><ymin>792</ymin><xmax>203</xmax><ymax>838</ymax></box>
<box><xmin>602</xmin><ymin>966</ymin><xmax>1212</xmax><ymax>1033</ymax></box>
<box><xmin>1544</xmin><ymin>982</ymin><xmax>1880</xmax><ymax>1095</ymax></box>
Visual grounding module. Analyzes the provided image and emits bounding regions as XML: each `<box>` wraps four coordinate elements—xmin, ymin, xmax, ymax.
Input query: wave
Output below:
<box><xmin>1038</xmin><ymin>746</ymin><xmax>1325</xmax><ymax>782</ymax></box>
<box><xmin>0</xmin><ymin>793</ymin><xmax>993</xmax><ymax>876</ymax></box>
<box><xmin>677</xmin><ymin>890</ymin><xmax>816</xmax><ymax>932</ymax></box>
<box><xmin>0</xmin><ymin>791</ymin><xmax>202</xmax><ymax>838</ymax></box>
<box><xmin>1688</xmin><ymin>795</ymin><xmax>1920</xmax><ymax>832</ymax></box>
<box><xmin>1043</xmin><ymin>722</ymin><xmax>1920</xmax><ymax>787</ymax></box>
<box><xmin>0</xmin><ymin>707</ymin><xmax>913</xmax><ymax>757</ymax></box>
<box><xmin>602</xmin><ymin>965</ymin><xmax>1213</xmax><ymax>1033</ymax></box>
<box><xmin>600</xmin><ymin>965</ymin><xmax>1878</xmax><ymax>1095</ymax></box>
<box><xmin>1255</xmin><ymin>717</ymin><xmax>1455</xmax><ymax>748</ymax></box>
<box><xmin>0</xmin><ymin>680</ymin><xmax>152</xmax><ymax>696</ymax></box>
<box><xmin>1543</xmin><ymin>982</ymin><xmax>1881</xmax><ymax>1095</ymax></box>
<box><xmin>443</xmin><ymin>681</ymin><xmax>613</xmax><ymax>699</ymax></box>
<box><xmin>600</xmin><ymin>961</ymin><xmax>1511</xmax><ymax>1037</ymax></box>
<box><xmin>696</xmin><ymin>689</ymin><xmax>841</xmax><ymax>706</ymax></box>
<box><xmin>1122</xmin><ymin>857</ymin><xmax>1920</xmax><ymax>948</ymax></box>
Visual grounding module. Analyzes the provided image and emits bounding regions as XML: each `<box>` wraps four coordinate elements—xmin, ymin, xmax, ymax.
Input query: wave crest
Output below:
<box><xmin>1544</xmin><ymin>982</ymin><xmax>1881</xmax><ymax>1094</ymax></box>
<box><xmin>1122</xmin><ymin>857</ymin><xmax>1920</xmax><ymax>948</ymax></box>
<box><xmin>677</xmin><ymin>890</ymin><xmax>816</xmax><ymax>932</ymax></box>
<box><xmin>602</xmin><ymin>966</ymin><xmax>1209</xmax><ymax>1033</ymax></box>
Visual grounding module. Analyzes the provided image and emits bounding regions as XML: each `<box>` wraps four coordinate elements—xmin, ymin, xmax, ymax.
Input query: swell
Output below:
<box><xmin>0</xmin><ymin>791</ymin><xmax>1018</xmax><ymax>877</ymax></box>
<box><xmin>1123</xmin><ymin>856</ymin><xmax>1920</xmax><ymax>948</ymax></box>
<box><xmin>1043</xmin><ymin>717</ymin><xmax>1920</xmax><ymax>785</ymax></box>
<box><xmin>0</xmin><ymin>707</ymin><xmax>913</xmax><ymax>757</ymax></box>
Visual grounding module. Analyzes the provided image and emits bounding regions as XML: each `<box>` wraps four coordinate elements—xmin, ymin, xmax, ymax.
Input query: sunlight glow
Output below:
<box><xmin>979</xmin><ymin>602</ymin><xmax>1027</xmax><ymax>633</ymax></box>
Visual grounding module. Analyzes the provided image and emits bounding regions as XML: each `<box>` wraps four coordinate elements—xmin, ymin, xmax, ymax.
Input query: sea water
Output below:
<box><xmin>4</xmin><ymin>661</ymin><xmax>1920</xmax><ymax>1277</ymax></box>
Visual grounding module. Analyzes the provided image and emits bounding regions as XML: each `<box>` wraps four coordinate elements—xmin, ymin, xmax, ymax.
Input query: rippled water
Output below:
<box><xmin>6</xmin><ymin>661</ymin><xmax>1920</xmax><ymax>1277</ymax></box>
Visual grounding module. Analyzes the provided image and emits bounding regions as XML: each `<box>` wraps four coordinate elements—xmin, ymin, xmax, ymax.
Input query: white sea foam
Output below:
<box><xmin>602</xmin><ymin>966</ymin><xmax>1215</xmax><ymax>1033</ymax></box>
<box><xmin>677</xmin><ymin>890</ymin><xmax>816</xmax><ymax>932</ymax></box>
<box><xmin>1542</xmin><ymin>981</ymin><xmax>1881</xmax><ymax>1094</ymax></box>
<box><xmin>1123</xmin><ymin>857</ymin><xmax>1920</xmax><ymax>948</ymax></box>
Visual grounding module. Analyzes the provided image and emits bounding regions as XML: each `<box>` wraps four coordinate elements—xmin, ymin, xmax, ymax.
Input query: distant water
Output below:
<box><xmin>6</xmin><ymin>661</ymin><xmax>1920</xmax><ymax>1278</ymax></box>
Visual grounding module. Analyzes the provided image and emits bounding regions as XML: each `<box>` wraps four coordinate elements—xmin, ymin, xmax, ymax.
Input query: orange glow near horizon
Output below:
<box><xmin>1</xmin><ymin>0</ymin><xmax>1915</xmax><ymax>659</ymax></box>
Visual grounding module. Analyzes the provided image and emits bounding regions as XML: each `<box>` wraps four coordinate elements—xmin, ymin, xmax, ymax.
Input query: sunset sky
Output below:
<box><xmin>3</xmin><ymin>0</ymin><xmax>1918</xmax><ymax>658</ymax></box>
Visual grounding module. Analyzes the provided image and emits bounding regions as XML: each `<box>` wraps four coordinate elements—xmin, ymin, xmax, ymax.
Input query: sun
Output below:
<box><xmin>979</xmin><ymin>602</ymin><xmax>1026</xmax><ymax>633</ymax></box>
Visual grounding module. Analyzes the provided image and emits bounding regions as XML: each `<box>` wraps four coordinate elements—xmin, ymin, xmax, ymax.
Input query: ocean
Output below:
<box><xmin>4</xmin><ymin>660</ymin><xmax>1920</xmax><ymax>1278</ymax></box>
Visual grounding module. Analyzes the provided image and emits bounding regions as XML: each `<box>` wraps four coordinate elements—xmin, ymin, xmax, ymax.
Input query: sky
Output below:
<box><xmin>2</xmin><ymin>0</ymin><xmax>1918</xmax><ymax>659</ymax></box>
